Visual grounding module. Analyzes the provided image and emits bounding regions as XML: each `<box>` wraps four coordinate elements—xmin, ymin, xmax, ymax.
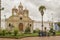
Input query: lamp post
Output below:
<box><xmin>51</xmin><ymin>13</ymin><xmax>54</xmax><ymax>29</ymax></box>
<box><xmin>47</xmin><ymin>16</ymin><xmax>51</xmax><ymax>29</ymax></box>
<box><xmin>4</xmin><ymin>15</ymin><xmax>6</xmax><ymax>29</ymax></box>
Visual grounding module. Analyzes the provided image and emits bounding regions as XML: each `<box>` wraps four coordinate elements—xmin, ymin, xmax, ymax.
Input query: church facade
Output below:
<box><xmin>6</xmin><ymin>3</ymin><xmax>34</xmax><ymax>33</ymax></box>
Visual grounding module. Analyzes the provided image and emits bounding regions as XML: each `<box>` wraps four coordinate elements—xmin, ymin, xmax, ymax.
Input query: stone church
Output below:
<box><xmin>6</xmin><ymin>2</ymin><xmax>34</xmax><ymax>33</ymax></box>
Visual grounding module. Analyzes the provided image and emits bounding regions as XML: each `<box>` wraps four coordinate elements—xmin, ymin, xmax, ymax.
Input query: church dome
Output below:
<box><xmin>12</xmin><ymin>6</ymin><xmax>18</xmax><ymax>14</ymax></box>
<box><xmin>24</xmin><ymin>8</ymin><xmax>29</xmax><ymax>13</ymax></box>
<box><xmin>12</xmin><ymin>6</ymin><xmax>17</xmax><ymax>10</ymax></box>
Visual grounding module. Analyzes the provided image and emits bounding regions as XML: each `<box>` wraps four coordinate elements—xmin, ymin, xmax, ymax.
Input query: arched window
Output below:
<box><xmin>9</xmin><ymin>23</ymin><xmax>11</xmax><ymax>27</ymax></box>
<box><xmin>20</xmin><ymin>17</ymin><xmax>22</xmax><ymax>20</ymax></box>
<box><xmin>9</xmin><ymin>23</ymin><xmax>14</xmax><ymax>28</ymax></box>
<box><xmin>30</xmin><ymin>24</ymin><xmax>31</xmax><ymax>27</ymax></box>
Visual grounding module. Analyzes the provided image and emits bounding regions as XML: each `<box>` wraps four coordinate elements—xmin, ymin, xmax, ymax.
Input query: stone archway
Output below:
<box><xmin>19</xmin><ymin>23</ymin><xmax>23</xmax><ymax>31</ymax></box>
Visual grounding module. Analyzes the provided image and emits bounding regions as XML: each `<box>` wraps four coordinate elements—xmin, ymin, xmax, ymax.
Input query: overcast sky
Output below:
<box><xmin>1</xmin><ymin>0</ymin><xmax>60</xmax><ymax>22</ymax></box>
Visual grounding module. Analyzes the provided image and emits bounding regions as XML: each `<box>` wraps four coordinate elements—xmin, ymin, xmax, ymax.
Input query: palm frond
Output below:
<box><xmin>39</xmin><ymin>5</ymin><xmax>46</xmax><ymax>12</ymax></box>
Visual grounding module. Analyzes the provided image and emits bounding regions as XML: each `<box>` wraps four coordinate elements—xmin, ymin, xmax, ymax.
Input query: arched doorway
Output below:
<box><xmin>19</xmin><ymin>23</ymin><xmax>23</xmax><ymax>31</ymax></box>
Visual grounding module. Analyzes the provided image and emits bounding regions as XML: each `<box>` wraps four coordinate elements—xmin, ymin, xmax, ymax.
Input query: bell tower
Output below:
<box><xmin>24</xmin><ymin>8</ymin><xmax>29</xmax><ymax>17</ymax></box>
<box><xmin>18</xmin><ymin>2</ymin><xmax>23</xmax><ymax>15</ymax></box>
<box><xmin>18</xmin><ymin>2</ymin><xmax>23</xmax><ymax>11</ymax></box>
<box><xmin>12</xmin><ymin>6</ymin><xmax>18</xmax><ymax>16</ymax></box>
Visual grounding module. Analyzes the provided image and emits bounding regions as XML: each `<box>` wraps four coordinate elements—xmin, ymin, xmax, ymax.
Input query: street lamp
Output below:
<box><xmin>4</xmin><ymin>15</ymin><xmax>6</xmax><ymax>21</ymax></box>
<box><xmin>51</xmin><ymin>13</ymin><xmax>54</xmax><ymax>29</ymax></box>
<box><xmin>0</xmin><ymin>8</ymin><xmax>4</xmax><ymax>10</ymax></box>
<box><xmin>4</xmin><ymin>15</ymin><xmax>6</xmax><ymax>28</ymax></box>
<box><xmin>47</xmin><ymin>15</ymin><xmax>51</xmax><ymax>29</ymax></box>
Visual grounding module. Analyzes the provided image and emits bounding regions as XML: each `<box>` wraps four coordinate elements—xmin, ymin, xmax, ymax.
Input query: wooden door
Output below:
<box><xmin>19</xmin><ymin>23</ymin><xmax>23</xmax><ymax>31</ymax></box>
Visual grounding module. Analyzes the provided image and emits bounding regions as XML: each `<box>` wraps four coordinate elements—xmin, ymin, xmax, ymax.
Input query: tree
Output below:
<box><xmin>57</xmin><ymin>22</ymin><xmax>60</xmax><ymax>27</ymax></box>
<box><xmin>39</xmin><ymin>5</ymin><xmax>46</xmax><ymax>32</ymax></box>
<box><xmin>57</xmin><ymin>22</ymin><xmax>60</xmax><ymax>31</ymax></box>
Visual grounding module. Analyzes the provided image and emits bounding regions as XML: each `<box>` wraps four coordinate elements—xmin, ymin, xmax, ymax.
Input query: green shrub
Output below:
<box><xmin>49</xmin><ymin>28</ymin><xmax>53</xmax><ymax>33</ymax></box>
<box><xmin>25</xmin><ymin>27</ymin><xmax>30</xmax><ymax>34</ymax></box>
<box><xmin>33</xmin><ymin>30</ymin><xmax>40</xmax><ymax>33</ymax></box>
<box><xmin>13</xmin><ymin>30</ymin><xmax>18</xmax><ymax>36</ymax></box>
<box><xmin>7</xmin><ymin>31</ymin><xmax>12</xmax><ymax>35</ymax></box>
<box><xmin>0</xmin><ymin>31</ymin><xmax>2</xmax><ymax>36</ymax></box>
<box><xmin>2</xmin><ymin>30</ymin><xmax>6</xmax><ymax>36</ymax></box>
<box><xmin>33</xmin><ymin>29</ymin><xmax>40</xmax><ymax>33</ymax></box>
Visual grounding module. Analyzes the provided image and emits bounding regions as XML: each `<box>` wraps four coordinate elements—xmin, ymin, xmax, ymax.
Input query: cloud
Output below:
<box><xmin>27</xmin><ymin>0</ymin><xmax>60</xmax><ymax>21</ymax></box>
<box><xmin>1</xmin><ymin>0</ymin><xmax>60</xmax><ymax>21</ymax></box>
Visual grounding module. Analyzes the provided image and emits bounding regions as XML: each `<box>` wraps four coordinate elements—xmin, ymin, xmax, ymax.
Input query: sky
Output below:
<box><xmin>1</xmin><ymin>0</ymin><xmax>60</xmax><ymax>22</ymax></box>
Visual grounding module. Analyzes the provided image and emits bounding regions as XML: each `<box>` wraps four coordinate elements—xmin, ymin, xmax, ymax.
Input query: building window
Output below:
<box><xmin>30</xmin><ymin>24</ymin><xmax>31</xmax><ymax>27</ymax></box>
<box><xmin>20</xmin><ymin>17</ymin><xmax>22</xmax><ymax>20</ymax></box>
<box><xmin>9</xmin><ymin>23</ymin><xmax>11</xmax><ymax>27</ymax></box>
<box><xmin>9</xmin><ymin>23</ymin><xmax>14</xmax><ymax>28</ymax></box>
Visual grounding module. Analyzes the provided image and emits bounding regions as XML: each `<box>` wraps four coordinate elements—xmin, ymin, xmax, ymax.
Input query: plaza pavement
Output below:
<box><xmin>0</xmin><ymin>36</ymin><xmax>60</xmax><ymax>40</ymax></box>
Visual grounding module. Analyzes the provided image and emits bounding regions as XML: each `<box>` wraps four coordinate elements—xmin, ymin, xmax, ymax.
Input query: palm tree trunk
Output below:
<box><xmin>42</xmin><ymin>15</ymin><xmax>43</xmax><ymax>32</ymax></box>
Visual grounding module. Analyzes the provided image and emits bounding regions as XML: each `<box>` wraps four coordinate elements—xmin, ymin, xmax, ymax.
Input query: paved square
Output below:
<box><xmin>0</xmin><ymin>36</ymin><xmax>60</xmax><ymax>40</ymax></box>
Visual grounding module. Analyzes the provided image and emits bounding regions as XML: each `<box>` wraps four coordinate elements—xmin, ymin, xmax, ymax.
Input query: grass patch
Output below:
<box><xmin>0</xmin><ymin>33</ymin><xmax>38</xmax><ymax>39</ymax></box>
<box><xmin>56</xmin><ymin>31</ymin><xmax>60</xmax><ymax>36</ymax></box>
<box><xmin>23</xmin><ymin>33</ymin><xmax>38</xmax><ymax>37</ymax></box>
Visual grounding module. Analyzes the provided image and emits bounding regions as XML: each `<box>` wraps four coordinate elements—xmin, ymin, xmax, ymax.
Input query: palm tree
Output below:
<box><xmin>39</xmin><ymin>5</ymin><xmax>46</xmax><ymax>32</ymax></box>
